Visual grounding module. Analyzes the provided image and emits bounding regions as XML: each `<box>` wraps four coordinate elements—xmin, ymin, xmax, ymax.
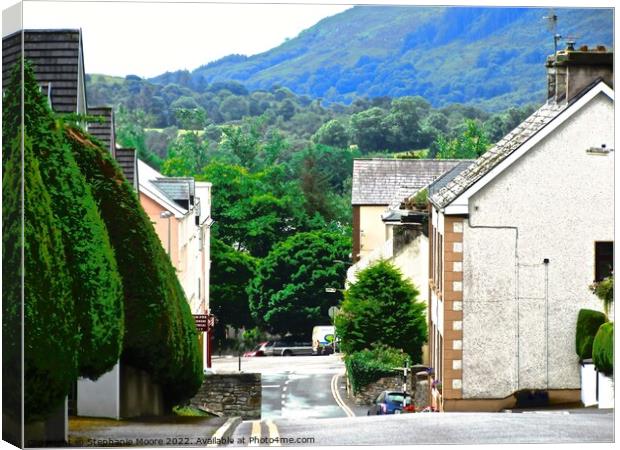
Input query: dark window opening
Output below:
<box><xmin>595</xmin><ymin>241</ymin><xmax>613</xmax><ymax>282</ymax></box>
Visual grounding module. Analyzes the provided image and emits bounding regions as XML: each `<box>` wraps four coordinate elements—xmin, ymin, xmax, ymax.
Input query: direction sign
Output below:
<box><xmin>194</xmin><ymin>314</ymin><xmax>209</xmax><ymax>332</ymax></box>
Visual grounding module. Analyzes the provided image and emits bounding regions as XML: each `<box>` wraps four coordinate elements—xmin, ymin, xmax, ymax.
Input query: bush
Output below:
<box><xmin>3</xmin><ymin>61</ymin><xmax>78</xmax><ymax>423</ymax></box>
<box><xmin>335</xmin><ymin>260</ymin><xmax>427</xmax><ymax>361</ymax></box>
<box><xmin>345</xmin><ymin>344</ymin><xmax>409</xmax><ymax>393</ymax></box>
<box><xmin>21</xmin><ymin>62</ymin><xmax>125</xmax><ymax>380</ymax></box>
<box><xmin>575</xmin><ymin>309</ymin><xmax>607</xmax><ymax>361</ymax></box>
<box><xmin>592</xmin><ymin>322</ymin><xmax>613</xmax><ymax>376</ymax></box>
<box><xmin>591</xmin><ymin>275</ymin><xmax>614</xmax><ymax>316</ymax></box>
<box><xmin>67</xmin><ymin>124</ymin><xmax>202</xmax><ymax>407</ymax></box>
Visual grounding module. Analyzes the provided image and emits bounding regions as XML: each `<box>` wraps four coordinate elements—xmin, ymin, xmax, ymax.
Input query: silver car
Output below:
<box><xmin>263</xmin><ymin>340</ymin><xmax>314</xmax><ymax>356</ymax></box>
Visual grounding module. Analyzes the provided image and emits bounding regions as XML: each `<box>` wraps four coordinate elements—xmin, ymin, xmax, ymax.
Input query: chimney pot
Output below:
<box><xmin>579</xmin><ymin>45</ymin><xmax>589</xmax><ymax>52</ymax></box>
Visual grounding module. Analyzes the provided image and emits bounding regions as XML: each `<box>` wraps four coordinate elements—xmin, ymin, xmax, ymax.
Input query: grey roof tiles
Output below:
<box><xmin>352</xmin><ymin>159</ymin><xmax>464</xmax><ymax>205</ymax></box>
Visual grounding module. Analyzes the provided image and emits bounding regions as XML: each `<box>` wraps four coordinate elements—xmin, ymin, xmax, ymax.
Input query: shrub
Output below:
<box><xmin>592</xmin><ymin>322</ymin><xmax>613</xmax><ymax>376</ymax></box>
<box><xmin>335</xmin><ymin>260</ymin><xmax>427</xmax><ymax>361</ymax></box>
<box><xmin>21</xmin><ymin>62</ymin><xmax>124</xmax><ymax>380</ymax></box>
<box><xmin>67</xmin><ymin>124</ymin><xmax>202</xmax><ymax>407</ymax></box>
<box><xmin>344</xmin><ymin>344</ymin><xmax>409</xmax><ymax>393</ymax></box>
<box><xmin>591</xmin><ymin>275</ymin><xmax>614</xmax><ymax>316</ymax></box>
<box><xmin>575</xmin><ymin>309</ymin><xmax>607</xmax><ymax>361</ymax></box>
<box><xmin>3</xmin><ymin>61</ymin><xmax>78</xmax><ymax>423</ymax></box>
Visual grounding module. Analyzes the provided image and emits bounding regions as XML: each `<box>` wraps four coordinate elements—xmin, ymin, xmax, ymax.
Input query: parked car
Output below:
<box><xmin>243</xmin><ymin>341</ymin><xmax>269</xmax><ymax>357</ymax></box>
<box><xmin>367</xmin><ymin>391</ymin><xmax>412</xmax><ymax>415</ymax></box>
<box><xmin>263</xmin><ymin>340</ymin><xmax>314</xmax><ymax>356</ymax></box>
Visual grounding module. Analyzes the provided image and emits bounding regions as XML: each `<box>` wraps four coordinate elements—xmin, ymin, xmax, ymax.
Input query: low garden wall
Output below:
<box><xmin>190</xmin><ymin>373</ymin><xmax>261</xmax><ymax>420</ymax></box>
<box><xmin>351</xmin><ymin>374</ymin><xmax>414</xmax><ymax>405</ymax></box>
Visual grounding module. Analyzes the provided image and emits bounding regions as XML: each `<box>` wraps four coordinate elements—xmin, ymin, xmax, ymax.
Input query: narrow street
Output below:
<box><xmin>212</xmin><ymin>355</ymin><xmax>614</xmax><ymax>447</ymax></box>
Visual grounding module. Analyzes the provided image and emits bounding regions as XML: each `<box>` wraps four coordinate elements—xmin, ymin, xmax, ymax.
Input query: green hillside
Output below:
<box><xmin>150</xmin><ymin>6</ymin><xmax>613</xmax><ymax>110</ymax></box>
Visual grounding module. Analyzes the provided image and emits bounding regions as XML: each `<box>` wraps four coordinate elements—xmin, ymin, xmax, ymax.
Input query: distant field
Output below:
<box><xmin>145</xmin><ymin>128</ymin><xmax>205</xmax><ymax>136</ymax></box>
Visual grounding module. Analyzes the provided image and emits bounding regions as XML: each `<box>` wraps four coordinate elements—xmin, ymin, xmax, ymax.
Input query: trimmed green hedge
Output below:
<box><xmin>344</xmin><ymin>345</ymin><xmax>409</xmax><ymax>394</ymax></box>
<box><xmin>593</xmin><ymin>322</ymin><xmax>613</xmax><ymax>376</ymax></box>
<box><xmin>67</xmin><ymin>125</ymin><xmax>202</xmax><ymax>406</ymax></box>
<box><xmin>3</xmin><ymin>62</ymin><xmax>79</xmax><ymax>423</ymax></box>
<box><xmin>575</xmin><ymin>309</ymin><xmax>607</xmax><ymax>361</ymax></box>
<box><xmin>21</xmin><ymin>62</ymin><xmax>125</xmax><ymax>380</ymax></box>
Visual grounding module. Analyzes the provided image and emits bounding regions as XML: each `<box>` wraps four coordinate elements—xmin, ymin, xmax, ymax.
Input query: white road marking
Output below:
<box><xmin>281</xmin><ymin>393</ymin><xmax>286</xmax><ymax>399</ymax></box>
<box><xmin>282</xmin><ymin>386</ymin><xmax>287</xmax><ymax>392</ymax></box>
<box><xmin>331</xmin><ymin>374</ymin><xmax>355</xmax><ymax>417</ymax></box>
<box><xmin>262</xmin><ymin>385</ymin><xmax>281</xmax><ymax>388</ymax></box>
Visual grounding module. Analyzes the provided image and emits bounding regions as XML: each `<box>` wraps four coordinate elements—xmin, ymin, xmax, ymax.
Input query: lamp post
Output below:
<box><xmin>159</xmin><ymin>211</ymin><xmax>173</xmax><ymax>256</ymax></box>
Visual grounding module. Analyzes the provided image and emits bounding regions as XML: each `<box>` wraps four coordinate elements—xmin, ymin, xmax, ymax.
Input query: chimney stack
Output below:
<box><xmin>546</xmin><ymin>44</ymin><xmax>613</xmax><ymax>103</ymax></box>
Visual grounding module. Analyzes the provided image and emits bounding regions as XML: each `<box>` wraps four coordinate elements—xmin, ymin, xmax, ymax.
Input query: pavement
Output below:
<box><xmin>68</xmin><ymin>415</ymin><xmax>228</xmax><ymax>447</ymax></box>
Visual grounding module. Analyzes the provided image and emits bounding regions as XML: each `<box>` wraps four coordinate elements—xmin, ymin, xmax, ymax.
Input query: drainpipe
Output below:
<box><xmin>465</xmin><ymin>208</ymin><xmax>521</xmax><ymax>392</ymax></box>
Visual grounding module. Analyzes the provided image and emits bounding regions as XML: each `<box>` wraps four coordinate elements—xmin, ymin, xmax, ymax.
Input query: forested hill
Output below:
<box><xmin>149</xmin><ymin>6</ymin><xmax>613</xmax><ymax>110</ymax></box>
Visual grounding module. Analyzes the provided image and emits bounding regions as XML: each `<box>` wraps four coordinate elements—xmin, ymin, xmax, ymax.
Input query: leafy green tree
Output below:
<box><xmin>335</xmin><ymin>260</ymin><xmax>427</xmax><ymax>362</ymax></box>
<box><xmin>383</xmin><ymin>97</ymin><xmax>425</xmax><ymax>151</ymax></box>
<box><xmin>115</xmin><ymin>106</ymin><xmax>163</xmax><ymax>169</ymax></box>
<box><xmin>210</xmin><ymin>239</ymin><xmax>257</xmax><ymax>344</ymax></box>
<box><xmin>3</xmin><ymin>62</ymin><xmax>78</xmax><ymax>423</ymax></box>
<box><xmin>162</xmin><ymin>131</ymin><xmax>209</xmax><ymax>176</ymax></box>
<box><xmin>248</xmin><ymin>231</ymin><xmax>351</xmax><ymax>336</ymax></box>
<box><xmin>435</xmin><ymin>119</ymin><xmax>490</xmax><ymax>159</ymax></box>
<box><xmin>350</xmin><ymin>107</ymin><xmax>390</xmax><ymax>152</ymax></box>
<box><xmin>312</xmin><ymin>119</ymin><xmax>350</xmax><ymax>148</ymax></box>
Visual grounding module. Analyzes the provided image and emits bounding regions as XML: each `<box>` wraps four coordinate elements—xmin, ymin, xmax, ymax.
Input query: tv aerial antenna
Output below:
<box><xmin>543</xmin><ymin>9</ymin><xmax>561</xmax><ymax>56</ymax></box>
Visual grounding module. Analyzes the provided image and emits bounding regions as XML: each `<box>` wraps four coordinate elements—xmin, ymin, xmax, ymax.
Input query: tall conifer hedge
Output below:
<box><xmin>2</xmin><ymin>62</ymin><xmax>79</xmax><ymax>423</ymax></box>
<box><xmin>66</xmin><ymin>125</ymin><xmax>202</xmax><ymax>406</ymax></box>
<box><xmin>20</xmin><ymin>63</ymin><xmax>125</xmax><ymax>379</ymax></box>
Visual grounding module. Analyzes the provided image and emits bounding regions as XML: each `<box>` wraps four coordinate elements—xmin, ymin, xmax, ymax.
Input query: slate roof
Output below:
<box><xmin>352</xmin><ymin>159</ymin><xmax>464</xmax><ymax>205</ymax></box>
<box><xmin>428</xmin><ymin>160</ymin><xmax>475</xmax><ymax>199</ymax></box>
<box><xmin>87</xmin><ymin>106</ymin><xmax>115</xmax><ymax>154</ymax></box>
<box><xmin>152</xmin><ymin>178</ymin><xmax>195</xmax><ymax>205</ymax></box>
<box><xmin>2</xmin><ymin>29</ymin><xmax>86</xmax><ymax>114</ymax></box>
<box><xmin>138</xmin><ymin>160</ymin><xmax>198</xmax><ymax>214</ymax></box>
<box><xmin>429</xmin><ymin>101</ymin><xmax>569</xmax><ymax>208</ymax></box>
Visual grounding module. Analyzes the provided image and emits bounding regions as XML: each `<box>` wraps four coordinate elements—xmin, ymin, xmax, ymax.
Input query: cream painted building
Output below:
<box><xmin>138</xmin><ymin>160</ymin><xmax>213</xmax><ymax>369</ymax></box>
<box><xmin>351</xmin><ymin>159</ymin><xmax>463</xmax><ymax>262</ymax></box>
<box><xmin>428</xmin><ymin>48</ymin><xmax>613</xmax><ymax>412</ymax></box>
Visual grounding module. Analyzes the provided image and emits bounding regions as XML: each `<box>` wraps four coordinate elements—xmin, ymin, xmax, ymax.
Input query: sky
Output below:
<box><xmin>3</xmin><ymin>0</ymin><xmax>615</xmax><ymax>79</ymax></box>
<box><xmin>14</xmin><ymin>0</ymin><xmax>352</xmax><ymax>77</ymax></box>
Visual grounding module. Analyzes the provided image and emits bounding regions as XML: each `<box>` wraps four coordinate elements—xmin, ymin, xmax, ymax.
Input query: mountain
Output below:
<box><xmin>149</xmin><ymin>6</ymin><xmax>613</xmax><ymax>110</ymax></box>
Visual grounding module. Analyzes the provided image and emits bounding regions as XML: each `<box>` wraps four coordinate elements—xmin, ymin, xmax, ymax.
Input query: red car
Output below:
<box><xmin>243</xmin><ymin>341</ymin><xmax>269</xmax><ymax>357</ymax></box>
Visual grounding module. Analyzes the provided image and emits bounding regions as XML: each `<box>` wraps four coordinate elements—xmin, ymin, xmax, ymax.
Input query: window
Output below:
<box><xmin>595</xmin><ymin>242</ymin><xmax>614</xmax><ymax>281</ymax></box>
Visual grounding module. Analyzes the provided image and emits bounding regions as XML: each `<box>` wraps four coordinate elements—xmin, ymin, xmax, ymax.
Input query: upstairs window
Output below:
<box><xmin>595</xmin><ymin>241</ymin><xmax>614</xmax><ymax>282</ymax></box>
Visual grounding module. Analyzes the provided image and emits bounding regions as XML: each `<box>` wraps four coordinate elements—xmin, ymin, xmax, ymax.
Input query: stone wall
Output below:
<box><xmin>350</xmin><ymin>372</ymin><xmax>431</xmax><ymax>411</ymax></box>
<box><xmin>190</xmin><ymin>374</ymin><xmax>261</xmax><ymax>420</ymax></box>
<box><xmin>351</xmin><ymin>375</ymin><xmax>412</xmax><ymax>406</ymax></box>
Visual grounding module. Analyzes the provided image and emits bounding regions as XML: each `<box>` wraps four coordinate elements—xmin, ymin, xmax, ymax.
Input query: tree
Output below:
<box><xmin>312</xmin><ymin>119</ymin><xmax>350</xmax><ymax>148</ymax></box>
<box><xmin>335</xmin><ymin>260</ymin><xmax>427</xmax><ymax>362</ymax></box>
<box><xmin>23</xmin><ymin>63</ymin><xmax>125</xmax><ymax>381</ymax></box>
<box><xmin>248</xmin><ymin>231</ymin><xmax>351</xmax><ymax>336</ymax></box>
<box><xmin>350</xmin><ymin>107</ymin><xmax>390</xmax><ymax>152</ymax></box>
<box><xmin>435</xmin><ymin>119</ymin><xmax>490</xmax><ymax>159</ymax></box>
<box><xmin>3</xmin><ymin>61</ymin><xmax>78</xmax><ymax>423</ymax></box>
<box><xmin>210</xmin><ymin>239</ymin><xmax>257</xmax><ymax>345</ymax></box>
<box><xmin>68</xmin><ymin>123</ymin><xmax>202</xmax><ymax>408</ymax></box>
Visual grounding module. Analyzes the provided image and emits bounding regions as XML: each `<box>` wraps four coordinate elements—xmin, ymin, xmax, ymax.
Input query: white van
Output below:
<box><xmin>312</xmin><ymin>325</ymin><xmax>336</xmax><ymax>355</ymax></box>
